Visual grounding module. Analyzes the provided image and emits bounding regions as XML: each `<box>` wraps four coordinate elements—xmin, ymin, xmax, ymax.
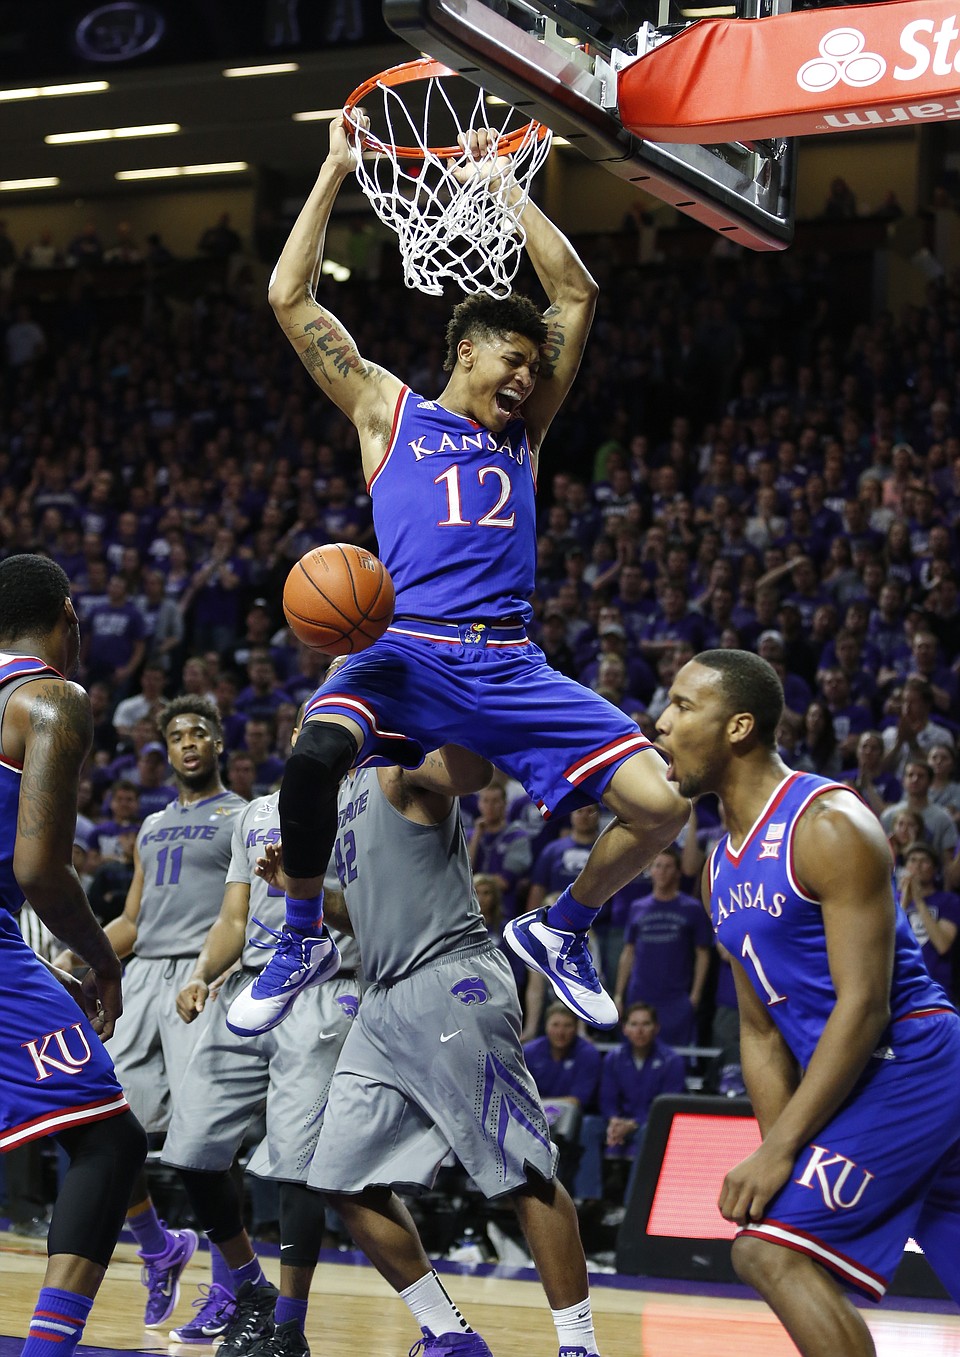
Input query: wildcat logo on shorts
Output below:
<box><xmin>451</xmin><ymin>977</ymin><xmax>489</xmax><ymax>1005</ymax></box>
<box><xmin>795</xmin><ymin>1144</ymin><xmax>875</xmax><ymax>1211</ymax></box>
<box><xmin>22</xmin><ymin>1023</ymin><xmax>94</xmax><ymax>1082</ymax></box>
<box><xmin>336</xmin><ymin>995</ymin><xmax>360</xmax><ymax>1019</ymax></box>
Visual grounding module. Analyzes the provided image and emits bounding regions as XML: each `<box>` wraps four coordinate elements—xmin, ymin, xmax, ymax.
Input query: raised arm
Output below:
<box><xmin>12</xmin><ymin>678</ymin><xmax>123</xmax><ymax>1038</ymax></box>
<box><xmin>516</xmin><ymin>196</ymin><xmax>598</xmax><ymax>454</ymax></box>
<box><xmin>267</xmin><ymin>114</ymin><xmax>402</xmax><ymax>476</ymax></box>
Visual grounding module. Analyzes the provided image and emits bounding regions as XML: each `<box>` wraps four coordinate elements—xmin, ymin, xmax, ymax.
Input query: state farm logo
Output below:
<box><xmin>798</xmin><ymin>16</ymin><xmax>960</xmax><ymax>96</ymax></box>
<box><xmin>798</xmin><ymin>29</ymin><xmax>887</xmax><ymax>93</ymax></box>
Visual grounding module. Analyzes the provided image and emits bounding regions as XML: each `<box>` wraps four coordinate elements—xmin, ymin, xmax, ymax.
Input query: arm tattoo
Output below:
<box><xmin>540</xmin><ymin>304</ymin><xmax>566</xmax><ymax>379</ymax></box>
<box><xmin>18</xmin><ymin>685</ymin><xmax>92</xmax><ymax>842</ymax></box>
<box><xmin>302</xmin><ymin>312</ymin><xmax>364</xmax><ymax>381</ymax></box>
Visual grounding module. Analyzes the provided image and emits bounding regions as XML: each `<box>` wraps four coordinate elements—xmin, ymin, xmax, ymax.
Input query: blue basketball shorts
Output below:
<box><xmin>0</xmin><ymin>912</ymin><xmax>128</xmax><ymax>1152</ymax></box>
<box><xmin>740</xmin><ymin>1011</ymin><xmax>960</xmax><ymax>1301</ymax></box>
<box><xmin>304</xmin><ymin>620</ymin><xmax>656</xmax><ymax>816</ymax></box>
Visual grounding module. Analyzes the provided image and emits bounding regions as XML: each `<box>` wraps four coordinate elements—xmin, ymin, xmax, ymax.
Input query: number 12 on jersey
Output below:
<box><xmin>434</xmin><ymin>465</ymin><xmax>516</xmax><ymax>529</ymax></box>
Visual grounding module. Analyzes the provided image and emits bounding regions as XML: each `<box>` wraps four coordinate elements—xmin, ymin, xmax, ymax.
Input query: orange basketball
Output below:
<box><xmin>283</xmin><ymin>544</ymin><xmax>395</xmax><ymax>656</ymax></box>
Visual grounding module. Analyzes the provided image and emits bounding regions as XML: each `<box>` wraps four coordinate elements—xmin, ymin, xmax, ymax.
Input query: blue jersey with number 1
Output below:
<box><xmin>708</xmin><ymin>771</ymin><xmax>951</xmax><ymax>1069</ymax></box>
<box><xmin>368</xmin><ymin>387</ymin><xmax>537</xmax><ymax>623</ymax></box>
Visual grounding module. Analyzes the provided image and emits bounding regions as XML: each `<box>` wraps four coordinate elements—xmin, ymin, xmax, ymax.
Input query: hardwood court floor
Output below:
<box><xmin>3</xmin><ymin>1233</ymin><xmax>960</xmax><ymax>1356</ymax></box>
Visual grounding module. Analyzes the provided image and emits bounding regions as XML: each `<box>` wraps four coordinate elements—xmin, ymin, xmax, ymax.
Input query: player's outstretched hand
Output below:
<box><xmin>82</xmin><ymin>963</ymin><xmax>123</xmax><ymax>1041</ymax></box>
<box><xmin>332</xmin><ymin>109</ymin><xmax>367</xmax><ymax>172</ymax></box>
<box><xmin>718</xmin><ymin>1140</ymin><xmax>795</xmax><ymax>1227</ymax></box>
<box><xmin>256</xmin><ymin>840</ymin><xmax>287</xmax><ymax>892</ymax></box>
<box><xmin>177</xmin><ymin>979</ymin><xmax>209</xmax><ymax>1024</ymax></box>
<box><xmin>450</xmin><ymin>129</ymin><xmax>515</xmax><ymax>194</ymax></box>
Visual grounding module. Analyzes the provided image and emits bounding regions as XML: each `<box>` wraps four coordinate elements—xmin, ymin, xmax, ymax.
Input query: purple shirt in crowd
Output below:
<box><xmin>599</xmin><ymin>1036</ymin><xmax>687</xmax><ymax>1128</ymax></box>
<box><xmin>85</xmin><ymin>601</ymin><xmax>145</xmax><ymax>671</ymax></box>
<box><xmin>903</xmin><ymin>890</ymin><xmax>960</xmax><ymax>994</ymax></box>
<box><xmin>623</xmin><ymin>891</ymin><xmax>713</xmax><ymax>1008</ymax></box>
<box><xmin>522</xmin><ymin>1035</ymin><xmax>601</xmax><ymax>1110</ymax></box>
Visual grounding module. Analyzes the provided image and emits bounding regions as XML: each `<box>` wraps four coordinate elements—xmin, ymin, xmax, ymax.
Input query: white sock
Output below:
<box><xmin>551</xmin><ymin>1297</ymin><xmax>599</xmax><ymax>1354</ymax></box>
<box><xmin>399</xmin><ymin>1269</ymin><xmax>473</xmax><ymax>1337</ymax></box>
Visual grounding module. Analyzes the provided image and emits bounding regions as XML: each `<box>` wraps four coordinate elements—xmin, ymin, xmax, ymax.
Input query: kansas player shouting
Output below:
<box><xmin>656</xmin><ymin>649</ymin><xmax>960</xmax><ymax>1357</ymax></box>
<box><xmin>243</xmin><ymin>112</ymin><xmax>687</xmax><ymax>1037</ymax></box>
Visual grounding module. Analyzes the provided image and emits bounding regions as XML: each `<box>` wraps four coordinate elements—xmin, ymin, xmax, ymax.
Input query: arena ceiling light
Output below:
<box><xmin>115</xmin><ymin>161</ymin><xmax>248</xmax><ymax>180</ymax></box>
<box><xmin>46</xmin><ymin>123</ymin><xmax>180</xmax><ymax>145</ymax></box>
<box><xmin>0</xmin><ymin>80</ymin><xmax>109</xmax><ymax>102</ymax></box>
<box><xmin>0</xmin><ymin>176</ymin><xmax>60</xmax><ymax>191</ymax></box>
<box><xmin>222</xmin><ymin>63</ymin><xmax>299</xmax><ymax>77</ymax></box>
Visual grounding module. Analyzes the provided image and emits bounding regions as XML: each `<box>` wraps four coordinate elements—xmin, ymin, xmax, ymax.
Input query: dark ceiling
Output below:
<box><xmin>0</xmin><ymin>44</ymin><xmax>418</xmax><ymax>201</ymax></box>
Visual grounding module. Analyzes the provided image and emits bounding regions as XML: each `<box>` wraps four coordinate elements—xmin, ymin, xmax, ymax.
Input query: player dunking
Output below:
<box><xmin>0</xmin><ymin>555</ymin><xmax>147</xmax><ymax>1357</ymax></box>
<box><xmin>238</xmin><ymin>112</ymin><xmax>688</xmax><ymax>1037</ymax></box>
<box><xmin>249</xmin><ymin>724</ymin><xmax>606</xmax><ymax>1357</ymax></box>
<box><xmin>655</xmin><ymin>649</ymin><xmax>960</xmax><ymax>1356</ymax></box>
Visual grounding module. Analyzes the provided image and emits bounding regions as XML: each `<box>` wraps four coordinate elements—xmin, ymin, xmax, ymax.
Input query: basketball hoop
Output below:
<box><xmin>343</xmin><ymin>57</ymin><xmax>552</xmax><ymax>298</ymax></box>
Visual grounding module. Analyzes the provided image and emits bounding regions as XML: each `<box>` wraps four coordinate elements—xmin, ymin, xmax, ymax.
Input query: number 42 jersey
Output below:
<box><xmin>707</xmin><ymin>771</ymin><xmax>953</xmax><ymax>1069</ymax></box>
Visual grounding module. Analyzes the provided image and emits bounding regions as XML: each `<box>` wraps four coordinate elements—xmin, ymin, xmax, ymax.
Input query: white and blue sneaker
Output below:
<box><xmin>504</xmin><ymin>908</ymin><xmax>619</xmax><ymax>1028</ymax></box>
<box><xmin>226</xmin><ymin>923</ymin><xmax>341</xmax><ymax>1036</ymax></box>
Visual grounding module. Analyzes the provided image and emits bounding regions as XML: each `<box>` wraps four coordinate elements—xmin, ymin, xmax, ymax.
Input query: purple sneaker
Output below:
<box><xmin>168</xmin><ymin>1283</ymin><xmax>236</xmax><ymax>1343</ymax></box>
<box><xmin>139</xmin><ymin>1226</ymin><xmax>199</xmax><ymax>1327</ymax></box>
<box><xmin>408</xmin><ymin>1331</ymin><xmax>494</xmax><ymax>1356</ymax></box>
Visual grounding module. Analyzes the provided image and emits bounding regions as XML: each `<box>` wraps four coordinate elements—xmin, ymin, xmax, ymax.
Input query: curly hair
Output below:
<box><xmin>158</xmin><ymin>694</ymin><xmax>223</xmax><ymax>746</ymax></box>
<box><xmin>0</xmin><ymin>554</ymin><xmax>70</xmax><ymax>641</ymax></box>
<box><xmin>443</xmin><ymin>293</ymin><xmax>547</xmax><ymax>371</ymax></box>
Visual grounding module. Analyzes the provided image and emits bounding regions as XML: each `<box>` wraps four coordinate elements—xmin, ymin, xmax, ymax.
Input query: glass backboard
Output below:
<box><xmin>384</xmin><ymin>0</ymin><xmax>797</xmax><ymax>249</ymax></box>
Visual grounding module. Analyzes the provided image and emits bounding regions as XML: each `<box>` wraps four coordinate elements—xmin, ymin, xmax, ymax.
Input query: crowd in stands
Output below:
<box><xmin>3</xmin><ymin>200</ymin><xmax>960</xmax><ymax>1231</ymax></box>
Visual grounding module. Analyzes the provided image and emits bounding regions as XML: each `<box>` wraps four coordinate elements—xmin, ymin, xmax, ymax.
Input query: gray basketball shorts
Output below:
<box><xmin>310</xmin><ymin>942</ymin><xmax>557</xmax><ymax>1200</ymax></box>
<box><xmin>162</xmin><ymin>969</ymin><xmax>362</xmax><ymax>1183</ymax></box>
<box><xmin>108</xmin><ymin>956</ymin><xmax>212</xmax><ymax>1133</ymax></box>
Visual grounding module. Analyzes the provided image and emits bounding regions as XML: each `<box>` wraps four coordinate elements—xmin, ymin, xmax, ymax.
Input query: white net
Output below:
<box><xmin>344</xmin><ymin>65</ymin><xmax>552</xmax><ymax>298</ymax></box>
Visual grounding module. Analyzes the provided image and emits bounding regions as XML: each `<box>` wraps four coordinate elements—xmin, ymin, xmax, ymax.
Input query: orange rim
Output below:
<box><xmin>343</xmin><ymin>56</ymin><xmax>548</xmax><ymax>162</ymax></box>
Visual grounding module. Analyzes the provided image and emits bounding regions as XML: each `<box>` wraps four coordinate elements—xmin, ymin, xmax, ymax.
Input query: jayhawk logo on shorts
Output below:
<box><xmin>463</xmin><ymin>624</ymin><xmax>487</xmax><ymax>647</ymax></box>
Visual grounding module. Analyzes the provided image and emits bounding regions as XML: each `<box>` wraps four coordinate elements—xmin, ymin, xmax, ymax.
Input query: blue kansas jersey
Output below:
<box><xmin>0</xmin><ymin>652</ymin><xmax>128</xmax><ymax>1151</ymax></box>
<box><xmin>0</xmin><ymin>652</ymin><xmax>62</xmax><ymax>919</ymax></box>
<box><xmin>369</xmin><ymin>388</ymin><xmax>536</xmax><ymax>622</ymax></box>
<box><xmin>708</xmin><ymin>771</ymin><xmax>951</xmax><ymax>1069</ymax></box>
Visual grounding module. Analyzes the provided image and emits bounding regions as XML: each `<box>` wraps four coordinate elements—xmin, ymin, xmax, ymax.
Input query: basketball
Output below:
<box><xmin>283</xmin><ymin>544</ymin><xmax>395</xmax><ymax>656</ymax></box>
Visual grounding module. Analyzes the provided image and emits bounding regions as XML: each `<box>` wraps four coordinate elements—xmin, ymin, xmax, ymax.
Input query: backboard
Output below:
<box><xmin>384</xmin><ymin>0</ymin><xmax>797</xmax><ymax>250</ymax></box>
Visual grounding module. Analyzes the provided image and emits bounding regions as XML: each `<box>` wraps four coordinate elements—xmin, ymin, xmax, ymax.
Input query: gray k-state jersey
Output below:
<box><xmin>332</xmin><ymin>767</ymin><xmax>487</xmax><ymax>984</ymax></box>
<box><xmin>135</xmin><ymin>790</ymin><xmax>246</xmax><ymax>957</ymax></box>
<box><xmin>226</xmin><ymin>793</ymin><xmax>360</xmax><ymax>974</ymax></box>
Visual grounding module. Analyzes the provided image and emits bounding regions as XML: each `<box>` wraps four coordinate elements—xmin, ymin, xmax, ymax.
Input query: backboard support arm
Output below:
<box><xmin>384</xmin><ymin>0</ymin><xmax>796</xmax><ymax>251</ymax></box>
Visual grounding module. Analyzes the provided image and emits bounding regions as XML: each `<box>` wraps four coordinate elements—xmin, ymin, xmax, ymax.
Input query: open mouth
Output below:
<box><xmin>495</xmin><ymin>388</ymin><xmax>523</xmax><ymax>417</ymax></box>
<box><xmin>654</xmin><ymin>743</ymin><xmax>675</xmax><ymax>780</ymax></box>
